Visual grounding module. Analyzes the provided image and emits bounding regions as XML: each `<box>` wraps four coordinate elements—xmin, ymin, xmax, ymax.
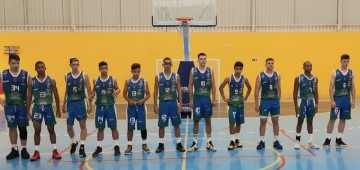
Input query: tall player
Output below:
<box><xmin>27</xmin><ymin>61</ymin><xmax>62</xmax><ymax>161</ymax></box>
<box><xmin>123</xmin><ymin>63</ymin><xmax>151</xmax><ymax>155</ymax></box>
<box><xmin>0</xmin><ymin>54</ymin><xmax>31</xmax><ymax>160</ymax></box>
<box><xmin>188</xmin><ymin>53</ymin><xmax>217</xmax><ymax>152</ymax></box>
<box><xmin>154</xmin><ymin>57</ymin><xmax>185</xmax><ymax>153</ymax></box>
<box><xmin>219</xmin><ymin>61</ymin><xmax>252</xmax><ymax>150</ymax></box>
<box><xmin>254</xmin><ymin>58</ymin><xmax>283</xmax><ymax>150</ymax></box>
<box><xmin>323</xmin><ymin>54</ymin><xmax>356</xmax><ymax>147</ymax></box>
<box><xmin>90</xmin><ymin>61</ymin><xmax>121</xmax><ymax>157</ymax></box>
<box><xmin>62</xmin><ymin>58</ymin><xmax>92</xmax><ymax>157</ymax></box>
<box><xmin>293</xmin><ymin>61</ymin><xmax>319</xmax><ymax>149</ymax></box>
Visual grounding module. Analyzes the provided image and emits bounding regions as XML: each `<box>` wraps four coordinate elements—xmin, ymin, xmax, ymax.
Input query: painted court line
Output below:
<box><xmin>59</xmin><ymin>154</ymin><xmax>313</xmax><ymax>164</ymax></box>
<box><xmin>46</xmin><ymin>129</ymin><xmax>98</xmax><ymax>163</ymax></box>
<box><xmin>181</xmin><ymin>116</ymin><xmax>189</xmax><ymax>170</ymax></box>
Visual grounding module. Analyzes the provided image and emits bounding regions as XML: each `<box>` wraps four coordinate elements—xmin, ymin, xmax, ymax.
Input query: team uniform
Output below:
<box><xmin>2</xmin><ymin>69</ymin><xmax>29</xmax><ymax>128</ymax></box>
<box><xmin>157</xmin><ymin>72</ymin><xmax>181</xmax><ymax>127</ymax></box>
<box><xmin>192</xmin><ymin>67</ymin><xmax>213</xmax><ymax>120</ymax></box>
<box><xmin>257</xmin><ymin>71</ymin><xmax>282</xmax><ymax>150</ymax></box>
<box><xmin>294</xmin><ymin>74</ymin><xmax>319</xmax><ymax>149</ymax></box>
<box><xmin>297</xmin><ymin>74</ymin><xmax>317</xmax><ymax>120</ymax></box>
<box><xmin>31</xmin><ymin>76</ymin><xmax>56</xmax><ymax>126</ymax></box>
<box><xmin>65</xmin><ymin>72</ymin><xmax>87</xmax><ymax>125</ymax></box>
<box><xmin>227</xmin><ymin>74</ymin><xmax>245</xmax><ymax>125</ymax></box>
<box><xmin>330</xmin><ymin>69</ymin><xmax>353</xmax><ymax>120</ymax></box>
<box><xmin>94</xmin><ymin>76</ymin><xmax>117</xmax><ymax>129</ymax></box>
<box><xmin>259</xmin><ymin>71</ymin><xmax>280</xmax><ymax>118</ymax></box>
<box><xmin>126</xmin><ymin>78</ymin><xmax>147</xmax><ymax>131</ymax></box>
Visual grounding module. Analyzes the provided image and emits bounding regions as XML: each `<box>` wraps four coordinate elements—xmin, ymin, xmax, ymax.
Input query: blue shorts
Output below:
<box><xmin>228</xmin><ymin>106</ymin><xmax>245</xmax><ymax>125</ymax></box>
<box><xmin>158</xmin><ymin>101</ymin><xmax>181</xmax><ymax>127</ymax></box>
<box><xmin>193</xmin><ymin>95</ymin><xmax>213</xmax><ymax>120</ymax></box>
<box><xmin>32</xmin><ymin>104</ymin><xmax>56</xmax><ymax>126</ymax></box>
<box><xmin>330</xmin><ymin>96</ymin><xmax>351</xmax><ymax>120</ymax></box>
<box><xmin>259</xmin><ymin>99</ymin><xmax>280</xmax><ymax>118</ymax></box>
<box><xmin>95</xmin><ymin>105</ymin><xmax>117</xmax><ymax>129</ymax></box>
<box><xmin>4</xmin><ymin>105</ymin><xmax>28</xmax><ymax>128</ymax></box>
<box><xmin>127</xmin><ymin>104</ymin><xmax>147</xmax><ymax>131</ymax></box>
<box><xmin>66</xmin><ymin>100</ymin><xmax>87</xmax><ymax>125</ymax></box>
<box><xmin>298</xmin><ymin>99</ymin><xmax>315</xmax><ymax>120</ymax></box>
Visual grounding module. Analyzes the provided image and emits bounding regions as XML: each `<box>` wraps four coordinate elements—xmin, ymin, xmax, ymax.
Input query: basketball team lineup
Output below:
<box><xmin>0</xmin><ymin>52</ymin><xmax>355</xmax><ymax>163</ymax></box>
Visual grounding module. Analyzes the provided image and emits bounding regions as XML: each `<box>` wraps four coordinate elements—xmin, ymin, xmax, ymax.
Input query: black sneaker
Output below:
<box><xmin>273</xmin><ymin>140</ymin><xmax>283</xmax><ymax>150</ymax></box>
<box><xmin>235</xmin><ymin>139</ymin><xmax>243</xmax><ymax>148</ymax></box>
<box><xmin>176</xmin><ymin>143</ymin><xmax>185</xmax><ymax>152</ymax></box>
<box><xmin>336</xmin><ymin>138</ymin><xmax>347</xmax><ymax>147</ymax></box>
<box><xmin>156</xmin><ymin>143</ymin><xmax>164</xmax><ymax>153</ymax></box>
<box><xmin>142</xmin><ymin>144</ymin><xmax>150</xmax><ymax>153</ymax></box>
<box><xmin>124</xmin><ymin>145</ymin><xmax>132</xmax><ymax>155</ymax></box>
<box><xmin>79</xmin><ymin>145</ymin><xmax>86</xmax><ymax>158</ymax></box>
<box><xmin>70</xmin><ymin>142</ymin><xmax>78</xmax><ymax>154</ymax></box>
<box><xmin>323</xmin><ymin>138</ymin><xmax>331</xmax><ymax>148</ymax></box>
<box><xmin>256</xmin><ymin>141</ymin><xmax>265</xmax><ymax>150</ymax></box>
<box><xmin>21</xmin><ymin>148</ymin><xmax>30</xmax><ymax>159</ymax></box>
<box><xmin>228</xmin><ymin>141</ymin><xmax>236</xmax><ymax>150</ymax></box>
<box><xmin>114</xmin><ymin>145</ymin><xmax>121</xmax><ymax>156</ymax></box>
<box><xmin>92</xmin><ymin>146</ymin><xmax>102</xmax><ymax>157</ymax></box>
<box><xmin>6</xmin><ymin>148</ymin><xmax>19</xmax><ymax>160</ymax></box>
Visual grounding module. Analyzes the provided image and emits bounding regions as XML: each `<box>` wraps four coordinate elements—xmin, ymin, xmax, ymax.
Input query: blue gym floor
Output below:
<box><xmin>1</xmin><ymin>106</ymin><xmax>360</xmax><ymax>170</ymax></box>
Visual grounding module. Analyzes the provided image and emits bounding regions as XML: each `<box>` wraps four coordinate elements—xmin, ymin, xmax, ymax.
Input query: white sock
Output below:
<box><xmin>230</xmin><ymin>134</ymin><xmax>236</xmax><ymax>142</ymax></box>
<box><xmin>326</xmin><ymin>133</ymin><xmax>331</xmax><ymax>139</ymax></box>
<box><xmin>236</xmin><ymin>132</ymin><xmax>240</xmax><ymax>139</ymax></box>
<box><xmin>296</xmin><ymin>133</ymin><xmax>301</xmax><ymax>137</ymax></box>
<box><xmin>337</xmin><ymin>133</ymin><xmax>342</xmax><ymax>139</ymax></box>
<box><xmin>80</xmin><ymin>140</ymin><xmax>85</xmax><ymax>145</ymax></box>
<box><xmin>193</xmin><ymin>134</ymin><xmax>198</xmax><ymax>144</ymax></box>
<box><xmin>207</xmin><ymin>134</ymin><xmax>212</xmax><ymax>143</ymax></box>
<box><xmin>71</xmin><ymin>138</ymin><xmax>77</xmax><ymax>144</ymax></box>
<box><xmin>12</xmin><ymin>145</ymin><xmax>18</xmax><ymax>151</ymax></box>
<box><xmin>114</xmin><ymin>139</ymin><xmax>119</xmax><ymax>146</ymax></box>
<box><xmin>308</xmin><ymin>134</ymin><xmax>313</xmax><ymax>143</ymax></box>
<box><xmin>142</xmin><ymin>140</ymin><xmax>147</xmax><ymax>144</ymax></box>
<box><xmin>176</xmin><ymin>138</ymin><xmax>181</xmax><ymax>144</ymax></box>
<box><xmin>159</xmin><ymin>138</ymin><xmax>164</xmax><ymax>144</ymax></box>
<box><xmin>34</xmin><ymin>145</ymin><xmax>39</xmax><ymax>151</ymax></box>
<box><xmin>128</xmin><ymin>141</ymin><xmax>133</xmax><ymax>146</ymax></box>
<box><xmin>260</xmin><ymin>136</ymin><xmax>265</xmax><ymax>142</ymax></box>
<box><xmin>274</xmin><ymin>136</ymin><xmax>279</xmax><ymax>142</ymax></box>
<box><xmin>52</xmin><ymin>144</ymin><xmax>57</xmax><ymax>150</ymax></box>
<box><xmin>97</xmin><ymin>141</ymin><xmax>103</xmax><ymax>147</ymax></box>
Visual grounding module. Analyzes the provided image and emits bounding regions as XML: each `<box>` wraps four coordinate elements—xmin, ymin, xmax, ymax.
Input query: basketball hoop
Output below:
<box><xmin>176</xmin><ymin>17</ymin><xmax>193</xmax><ymax>26</ymax></box>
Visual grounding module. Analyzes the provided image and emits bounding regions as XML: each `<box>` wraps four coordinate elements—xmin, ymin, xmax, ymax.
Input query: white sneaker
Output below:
<box><xmin>308</xmin><ymin>142</ymin><xmax>320</xmax><ymax>149</ymax></box>
<box><xmin>206</xmin><ymin>141</ymin><xmax>217</xmax><ymax>152</ymax></box>
<box><xmin>294</xmin><ymin>141</ymin><xmax>301</xmax><ymax>149</ymax></box>
<box><xmin>187</xmin><ymin>142</ymin><xmax>199</xmax><ymax>152</ymax></box>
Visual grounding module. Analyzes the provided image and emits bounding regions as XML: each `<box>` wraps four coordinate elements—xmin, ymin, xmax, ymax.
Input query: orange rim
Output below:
<box><xmin>176</xmin><ymin>17</ymin><xmax>193</xmax><ymax>24</ymax></box>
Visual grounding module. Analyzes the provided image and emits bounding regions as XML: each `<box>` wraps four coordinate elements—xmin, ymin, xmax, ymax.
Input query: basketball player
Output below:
<box><xmin>123</xmin><ymin>63</ymin><xmax>151</xmax><ymax>155</ymax></box>
<box><xmin>188</xmin><ymin>53</ymin><xmax>217</xmax><ymax>152</ymax></box>
<box><xmin>254</xmin><ymin>58</ymin><xmax>283</xmax><ymax>150</ymax></box>
<box><xmin>293</xmin><ymin>61</ymin><xmax>319</xmax><ymax>149</ymax></box>
<box><xmin>62</xmin><ymin>58</ymin><xmax>92</xmax><ymax>158</ymax></box>
<box><xmin>323</xmin><ymin>54</ymin><xmax>355</xmax><ymax>148</ymax></box>
<box><xmin>219</xmin><ymin>61</ymin><xmax>252</xmax><ymax>150</ymax></box>
<box><xmin>154</xmin><ymin>57</ymin><xmax>185</xmax><ymax>153</ymax></box>
<box><xmin>27</xmin><ymin>61</ymin><xmax>62</xmax><ymax>161</ymax></box>
<box><xmin>90</xmin><ymin>61</ymin><xmax>121</xmax><ymax>157</ymax></box>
